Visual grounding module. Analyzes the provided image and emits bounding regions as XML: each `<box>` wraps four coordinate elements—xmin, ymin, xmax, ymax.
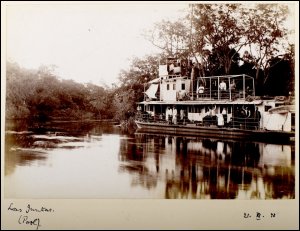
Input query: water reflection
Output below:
<box><xmin>119</xmin><ymin>133</ymin><xmax>295</xmax><ymax>199</ymax></box>
<box><xmin>5</xmin><ymin>120</ymin><xmax>295</xmax><ymax>199</ymax></box>
<box><xmin>5</xmin><ymin>120</ymin><xmax>120</xmax><ymax>177</ymax></box>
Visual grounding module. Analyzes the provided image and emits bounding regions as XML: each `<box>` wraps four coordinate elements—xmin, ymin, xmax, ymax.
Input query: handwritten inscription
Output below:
<box><xmin>18</xmin><ymin>215</ymin><xmax>41</xmax><ymax>230</ymax></box>
<box><xmin>26</xmin><ymin>204</ymin><xmax>54</xmax><ymax>214</ymax></box>
<box><xmin>8</xmin><ymin>203</ymin><xmax>23</xmax><ymax>212</ymax></box>
<box><xmin>244</xmin><ymin>212</ymin><xmax>277</xmax><ymax>220</ymax></box>
<box><xmin>7</xmin><ymin>203</ymin><xmax>54</xmax><ymax>230</ymax></box>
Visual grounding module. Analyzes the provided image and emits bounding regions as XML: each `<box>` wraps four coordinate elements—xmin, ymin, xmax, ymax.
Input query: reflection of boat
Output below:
<box><xmin>135</xmin><ymin>59</ymin><xmax>295</xmax><ymax>143</ymax></box>
<box><xmin>118</xmin><ymin>133</ymin><xmax>295</xmax><ymax>199</ymax></box>
<box><xmin>135</xmin><ymin>121</ymin><xmax>293</xmax><ymax>143</ymax></box>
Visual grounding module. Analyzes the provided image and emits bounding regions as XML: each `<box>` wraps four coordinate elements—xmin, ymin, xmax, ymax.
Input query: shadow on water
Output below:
<box><xmin>118</xmin><ymin>133</ymin><xmax>295</xmax><ymax>199</ymax></box>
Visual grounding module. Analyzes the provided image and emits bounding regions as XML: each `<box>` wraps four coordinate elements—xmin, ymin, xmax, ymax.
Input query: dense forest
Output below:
<box><xmin>6</xmin><ymin>3</ymin><xmax>295</xmax><ymax>122</ymax></box>
<box><xmin>6</xmin><ymin>62</ymin><xmax>115</xmax><ymax>121</ymax></box>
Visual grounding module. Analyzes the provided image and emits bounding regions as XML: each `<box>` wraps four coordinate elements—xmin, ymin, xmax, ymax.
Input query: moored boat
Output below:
<box><xmin>135</xmin><ymin>58</ymin><xmax>295</xmax><ymax>143</ymax></box>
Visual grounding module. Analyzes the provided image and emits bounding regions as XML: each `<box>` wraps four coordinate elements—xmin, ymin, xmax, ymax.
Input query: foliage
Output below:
<box><xmin>6</xmin><ymin>62</ymin><xmax>115</xmax><ymax>120</ymax></box>
<box><xmin>192</xmin><ymin>4</ymin><xmax>246</xmax><ymax>74</ymax></box>
<box><xmin>143</xmin><ymin>19</ymin><xmax>190</xmax><ymax>57</ymax></box>
<box><xmin>112</xmin><ymin>54</ymin><xmax>163</xmax><ymax>121</ymax></box>
<box><xmin>143</xmin><ymin>3</ymin><xmax>294</xmax><ymax>95</ymax></box>
<box><xmin>244</xmin><ymin>4</ymin><xmax>289</xmax><ymax>77</ymax></box>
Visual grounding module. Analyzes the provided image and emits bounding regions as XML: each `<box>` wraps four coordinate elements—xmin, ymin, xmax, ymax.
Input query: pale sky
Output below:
<box><xmin>6</xmin><ymin>2</ymin><xmax>188</xmax><ymax>86</ymax></box>
<box><xmin>5</xmin><ymin>2</ymin><xmax>296</xmax><ymax>87</ymax></box>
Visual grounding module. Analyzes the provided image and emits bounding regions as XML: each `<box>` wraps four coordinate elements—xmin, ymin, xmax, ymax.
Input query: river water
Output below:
<box><xmin>4</xmin><ymin>120</ymin><xmax>295</xmax><ymax>199</ymax></box>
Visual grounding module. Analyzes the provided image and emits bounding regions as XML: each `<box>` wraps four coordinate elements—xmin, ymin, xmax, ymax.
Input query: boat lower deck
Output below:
<box><xmin>135</xmin><ymin>120</ymin><xmax>294</xmax><ymax>144</ymax></box>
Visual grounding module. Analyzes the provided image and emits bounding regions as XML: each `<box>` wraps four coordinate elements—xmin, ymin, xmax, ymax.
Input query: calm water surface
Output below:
<box><xmin>5</xmin><ymin>121</ymin><xmax>295</xmax><ymax>199</ymax></box>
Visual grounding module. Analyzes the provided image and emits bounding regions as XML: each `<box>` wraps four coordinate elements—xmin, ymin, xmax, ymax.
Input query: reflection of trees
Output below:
<box><xmin>7</xmin><ymin>119</ymin><xmax>119</xmax><ymax>137</ymax></box>
<box><xmin>5</xmin><ymin>121</ymin><xmax>118</xmax><ymax>176</ymax></box>
<box><xmin>119</xmin><ymin>135</ymin><xmax>158</xmax><ymax>189</ymax></box>
<box><xmin>5</xmin><ymin>134</ymin><xmax>47</xmax><ymax>176</ymax></box>
<box><xmin>119</xmin><ymin>133</ymin><xmax>294</xmax><ymax>199</ymax></box>
<box><xmin>263</xmin><ymin>166</ymin><xmax>295</xmax><ymax>199</ymax></box>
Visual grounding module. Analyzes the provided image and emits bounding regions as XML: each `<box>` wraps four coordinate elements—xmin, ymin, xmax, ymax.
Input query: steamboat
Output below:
<box><xmin>135</xmin><ymin>58</ymin><xmax>295</xmax><ymax>143</ymax></box>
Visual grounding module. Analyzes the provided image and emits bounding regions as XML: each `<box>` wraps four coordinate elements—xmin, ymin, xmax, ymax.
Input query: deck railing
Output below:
<box><xmin>159</xmin><ymin>74</ymin><xmax>255</xmax><ymax>102</ymax></box>
<box><xmin>136</xmin><ymin>112</ymin><xmax>260</xmax><ymax>130</ymax></box>
<box><xmin>180</xmin><ymin>89</ymin><xmax>254</xmax><ymax>101</ymax></box>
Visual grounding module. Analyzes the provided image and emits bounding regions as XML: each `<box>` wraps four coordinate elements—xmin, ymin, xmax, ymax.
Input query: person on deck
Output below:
<box><xmin>180</xmin><ymin>109</ymin><xmax>185</xmax><ymax>120</ymax></box>
<box><xmin>230</xmin><ymin>80</ymin><xmax>236</xmax><ymax>90</ymax></box>
<box><xmin>221</xmin><ymin>107</ymin><xmax>227</xmax><ymax>124</ymax></box>
<box><xmin>172</xmin><ymin>107</ymin><xmax>177</xmax><ymax>124</ymax></box>
<box><xmin>254</xmin><ymin>107</ymin><xmax>261</xmax><ymax>130</ymax></box>
<box><xmin>198</xmin><ymin>84</ymin><xmax>205</xmax><ymax>98</ymax></box>
<box><xmin>219</xmin><ymin>80</ymin><xmax>227</xmax><ymax>91</ymax></box>
<box><xmin>168</xmin><ymin>61</ymin><xmax>175</xmax><ymax>75</ymax></box>
<box><xmin>166</xmin><ymin>107</ymin><xmax>170</xmax><ymax>122</ymax></box>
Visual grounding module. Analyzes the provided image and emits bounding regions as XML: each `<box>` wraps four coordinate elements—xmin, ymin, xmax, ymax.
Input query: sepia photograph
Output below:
<box><xmin>2</xmin><ymin>1</ymin><xmax>298</xmax><ymax>230</ymax></box>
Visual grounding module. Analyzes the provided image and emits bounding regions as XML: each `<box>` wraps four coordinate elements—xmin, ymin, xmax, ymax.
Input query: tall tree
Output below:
<box><xmin>243</xmin><ymin>4</ymin><xmax>289</xmax><ymax>86</ymax></box>
<box><xmin>192</xmin><ymin>4</ymin><xmax>247</xmax><ymax>74</ymax></box>
<box><xmin>143</xmin><ymin>19</ymin><xmax>190</xmax><ymax>57</ymax></box>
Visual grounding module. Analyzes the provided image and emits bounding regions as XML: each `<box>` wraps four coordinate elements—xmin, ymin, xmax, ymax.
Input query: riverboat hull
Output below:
<box><xmin>135</xmin><ymin>120</ymin><xmax>294</xmax><ymax>143</ymax></box>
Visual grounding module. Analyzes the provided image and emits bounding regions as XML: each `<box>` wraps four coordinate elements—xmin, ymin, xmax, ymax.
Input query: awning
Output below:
<box><xmin>268</xmin><ymin>105</ymin><xmax>295</xmax><ymax>114</ymax></box>
<box><xmin>145</xmin><ymin>83</ymin><xmax>158</xmax><ymax>99</ymax></box>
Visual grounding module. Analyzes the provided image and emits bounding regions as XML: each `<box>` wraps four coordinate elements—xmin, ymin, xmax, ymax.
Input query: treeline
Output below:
<box><xmin>6</xmin><ymin>62</ymin><xmax>115</xmax><ymax>121</ymax></box>
<box><xmin>5</xmin><ymin>61</ymin><xmax>149</xmax><ymax>122</ymax></box>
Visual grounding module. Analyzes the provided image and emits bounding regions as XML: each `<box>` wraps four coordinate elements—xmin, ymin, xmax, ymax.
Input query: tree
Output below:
<box><xmin>143</xmin><ymin>19</ymin><xmax>190</xmax><ymax>57</ymax></box>
<box><xmin>244</xmin><ymin>4</ymin><xmax>289</xmax><ymax>87</ymax></box>
<box><xmin>192</xmin><ymin>4</ymin><xmax>247</xmax><ymax>75</ymax></box>
<box><xmin>264</xmin><ymin>44</ymin><xmax>295</xmax><ymax>96</ymax></box>
<box><xmin>6</xmin><ymin>62</ymin><xmax>114</xmax><ymax>120</ymax></box>
<box><xmin>6</xmin><ymin>62</ymin><xmax>38</xmax><ymax>119</ymax></box>
<box><xmin>112</xmin><ymin>54</ymin><xmax>162</xmax><ymax>121</ymax></box>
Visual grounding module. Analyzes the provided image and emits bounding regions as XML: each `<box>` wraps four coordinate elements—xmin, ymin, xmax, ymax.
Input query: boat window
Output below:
<box><xmin>182</xmin><ymin>83</ymin><xmax>185</xmax><ymax>90</ymax></box>
<box><xmin>265</xmin><ymin>105</ymin><xmax>272</xmax><ymax>112</ymax></box>
<box><xmin>167</xmin><ymin>84</ymin><xmax>169</xmax><ymax>90</ymax></box>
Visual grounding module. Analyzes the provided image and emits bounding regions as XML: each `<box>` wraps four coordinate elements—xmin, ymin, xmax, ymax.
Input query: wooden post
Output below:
<box><xmin>228</xmin><ymin>76</ymin><xmax>231</xmax><ymax>101</ymax></box>
<box><xmin>243</xmin><ymin>74</ymin><xmax>245</xmax><ymax>99</ymax></box>
<box><xmin>218</xmin><ymin>77</ymin><xmax>220</xmax><ymax>100</ymax></box>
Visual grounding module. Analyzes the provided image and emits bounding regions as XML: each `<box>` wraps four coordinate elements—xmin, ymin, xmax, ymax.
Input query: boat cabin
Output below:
<box><xmin>138</xmin><ymin>59</ymin><xmax>294</xmax><ymax>133</ymax></box>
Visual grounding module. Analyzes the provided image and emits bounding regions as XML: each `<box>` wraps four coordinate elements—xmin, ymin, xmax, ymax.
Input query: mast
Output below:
<box><xmin>189</xmin><ymin>4</ymin><xmax>194</xmax><ymax>100</ymax></box>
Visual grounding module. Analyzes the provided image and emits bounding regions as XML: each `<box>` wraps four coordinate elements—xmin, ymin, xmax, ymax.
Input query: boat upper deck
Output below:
<box><xmin>143</xmin><ymin>73</ymin><xmax>256</xmax><ymax>103</ymax></box>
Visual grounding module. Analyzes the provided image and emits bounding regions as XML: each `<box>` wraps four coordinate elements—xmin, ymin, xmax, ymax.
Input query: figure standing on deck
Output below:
<box><xmin>166</xmin><ymin>107</ymin><xmax>171</xmax><ymax>123</ymax></box>
<box><xmin>221</xmin><ymin>107</ymin><xmax>227</xmax><ymax>124</ymax></box>
<box><xmin>172</xmin><ymin>106</ymin><xmax>177</xmax><ymax>124</ymax></box>
<box><xmin>254</xmin><ymin>107</ymin><xmax>261</xmax><ymax>130</ymax></box>
<box><xmin>219</xmin><ymin>80</ymin><xmax>227</xmax><ymax>91</ymax></box>
<box><xmin>180</xmin><ymin>109</ymin><xmax>185</xmax><ymax>120</ymax></box>
<box><xmin>219</xmin><ymin>80</ymin><xmax>227</xmax><ymax>99</ymax></box>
